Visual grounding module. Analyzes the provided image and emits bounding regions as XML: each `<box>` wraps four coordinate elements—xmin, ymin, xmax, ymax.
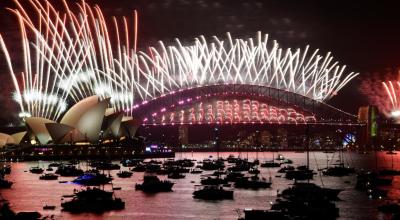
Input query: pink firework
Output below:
<box><xmin>382</xmin><ymin>81</ymin><xmax>400</xmax><ymax>118</ymax></box>
<box><xmin>360</xmin><ymin>71</ymin><xmax>400</xmax><ymax>121</ymax></box>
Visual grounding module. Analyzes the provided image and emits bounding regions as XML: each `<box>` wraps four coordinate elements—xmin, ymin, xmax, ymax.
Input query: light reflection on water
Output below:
<box><xmin>1</xmin><ymin>151</ymin><xmax>399</xmax><ymax>220</ymax></box>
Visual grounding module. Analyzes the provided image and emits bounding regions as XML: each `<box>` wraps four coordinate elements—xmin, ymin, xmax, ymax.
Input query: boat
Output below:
<box><xmin>268</xmin><ymin>182</ymin><xmax>341</xmax><ymax>219</ymax></box>
<box><xmin>193</xmin><ymin>185</ymin><xmax>233</xmax><ymax>200</ymax></box>
<box><xmin>43</xmin><ymin>205</ymin><xmax>56</xmax><ymax>210</ymax></box>
<box><xmin>190</xmin><ymin>168</ymin><xmax>203</xmax><ymax>174</ymax></box>
<box><xmin>277</xmin><ymin>166</ymin><xmax>295</xmax><ymax>173</ymax></box>
<box><xmin>248</xmin><ymin>167</ymin><xmax>260</xmax><ymax>174</ymax></box>
<box><xmin>287</xmin><ymin>126</ymin><xmax>316</xmax><ymax>181</ymax></box>
<box><xmin>227</xmin><ymin>155</ymin><xmax>239</xmax><ymax>163</ymax></box>
<box><xmin>15</xmin><ymin>212</ymin><xmax>42</xmax><ymax>219</ymax></box>
<box><xmin>270</xmin><ymin>197</ymin><xmax>339</xmax><ymax>220</ymax></box>
<box><xmin>242</xmin><ymin>209</ymin><xmax>288</xmax><ymax>220</ymax></box>
<box><xmin>120</xmin><ymin>159</ymin><xmax>142</xmax><ymax>167</ymax></box>
<box><xmin>116</xmin><ymin>171</ymin><xmax>133</xmax><ymax>178</ymax></box>
<box><xmin>285</xmin><ymin>170</ymin><xmax>314</xmax><ymax>180</ymax></box>
<box><xmin>135</xmin><ymin>175</ymin><xmax>174</xmax><ymax>193</ymax></box>
<box><xmin>234</xmin><ymin>175</ymin><xmax>272</xmax><ymax>189</ymax></box>
<box><xmin>90</xmin><ymin>161</ymin><xmax>121</xmax><ymax>170</ymax></box>
<box><xmin>72</xmin><ymin>173</ymin><xmax>113</xmax><ymax>186</ymax></box>
<box><xmin>279</xmin><ymin>182</ymin><xmax>342</xmax><ymax>201</ymax></box>
<box><xmin>322</xmin><ymin>165</ymin><xmax>356</xmax><ymax>177</ymax></box>
<box><xmin>323</xmin><ymin>148</ymin><xmax>355</xmax><ymax>177</ymax></box>
<box><xmin>285</xmin><ymin>157</ymin><xmax>315</xmax><ymax>180</ymax></box>
<box><xmin>224</xmin><ymin>171</ymin><xmax>245</xmax><ymax>182</ymax></box>
<box><xmin>39</xmin><ymin>173</ymin><xmax>59</xmax><ymax>180</ymax></box>
<box><xmin>260</xmin><ymin>161</ymin><xmax>281</xmax><ymax>168</ymax></box>
<box><xmin>147</xmin><ymin>159</ymin><xmax>163</xmax><ymax>165</ymax></box>
<box><xmin>29</xmin><ymin>167</ymin><xmax>44</xmax><ymax>174</ymax></box>
<box><xmin>145</xmin><ymin>163</ymin><xmax>162</xmax><ymax>173</ymax></box>
<box><xmin>62</xmin><ymin>194</ymin><xmax>74</xmax><ymax>198</ymax></box>
<box><xmin>296</xmin><ymin>165</ymin><xmax>308</xmax><ymax>170</ymax></box>
<box><xmin>171</xmin><ymin>166</ymin><xmax>190</xmax><ymax>173</ymax></box>
<box><xmin>45</xmin><ymin>168</ymin><xmax>53</xmax><ymax>172</ymax></box>
<box><xmin>55</xmin><ymin>165</ymin><xmax>84</xmax><ymax>177</ymax></box>
<box><xmin>200</xmin><ymin>176</ymin><xmax>228</xmax><ymax>185</ymax></box>
<box><xmin>0</xmin><ymin>177</ymin><xmax>13</xmax><ymax>188</ymax></box>
<box><xmin>260</xmin><ymin>152</ymin><xmax>282</xmax><ymax>168</ymax></box>
<box><xmin>61</xmin><ymin>187</ymin><xmax>125</xmax><ymax>213</ymax></box>
<box><xmin>200</xmin><ymin>159</ymin><xmax>225</xmax><ymax>170</ymax></box>
<box><xmin>283</xmin><ymin>159</ymin><xmax>293</xmax><ymax>164</ymax></box>
<box><xmin>156</xmin><ymin>167</ymin><xmax>171</xmax><ymax>175</ymax></box>
<box><xmin>131</xmin><ymin>164</ymin><xmax>146</xmax><ymax>172</ymax></box>
<box><xmin>0</xmin><ymin>165</ymin><xmax>11</xmax><ymax>175</ymax></box>
<box><xmin>211</xmin><ymin>170</ymin><xmax>226</xmax><ymax>176</ymax></box>
<box><xmin>168</xmin><ymin>171</ymin><xmax>185</xmax><ymax>179</ymax></box>
<box><xmin>48</xmin><ymin>162</ymin><xmax>62</xmax><ymax>168</ymax></box>
<box><xmin>228</xmin><ymin>162</ymin><xmax>252</xmax><ymax>172</ymax></box>
<box><xmin>174</xmin><ymin>159</ymin><xmax>195</xmax><ymax>167</ymax></box>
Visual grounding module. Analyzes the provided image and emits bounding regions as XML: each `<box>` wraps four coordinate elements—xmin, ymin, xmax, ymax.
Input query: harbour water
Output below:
<box><xmin>1</xmin><ymin>151</ymin><xmax>399</xmax><ymax>220</ymax></box>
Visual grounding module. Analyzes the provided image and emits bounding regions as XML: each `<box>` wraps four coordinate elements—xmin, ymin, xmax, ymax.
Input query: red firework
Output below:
<box><xmin>360</xmin><ymin>70</ymin><xmax>400</xmax><ymax>120</ymax></box>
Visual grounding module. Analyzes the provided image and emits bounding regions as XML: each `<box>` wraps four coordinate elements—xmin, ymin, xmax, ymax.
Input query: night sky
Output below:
<box><xmin>1</xmin><ymin>0</ymin><xmax>400</xmax><ymax>125</ymax></box>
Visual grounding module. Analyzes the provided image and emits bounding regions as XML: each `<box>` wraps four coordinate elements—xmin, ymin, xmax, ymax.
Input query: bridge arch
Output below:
<box><xmin>128</xmin><ymin>84</ymin><xmax>360</xmax><ymax>126</ymax></box>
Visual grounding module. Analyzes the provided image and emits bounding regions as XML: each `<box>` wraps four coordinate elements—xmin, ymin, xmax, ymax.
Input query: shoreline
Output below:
<box><xmin>0</xmin><ymin>148</ymin><xmax>376</xmax><ymax>162</ymax></box>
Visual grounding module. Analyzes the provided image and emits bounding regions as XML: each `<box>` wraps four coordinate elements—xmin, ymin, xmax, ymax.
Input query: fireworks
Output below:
<box><xmin>133</xmin><ymin>32</ymin><xmax>358</xmax><ymax>103</ymax></box>
<box><xmin>383</xmin><ymin>81</ymin><xmax>400</xmax><ymax>119</ymax></box>
<box><xmin>0</xmin><ymin>0</ymin><xmax>358</xmax><ymax>121</ymax></box>
<box><xmin>146</xmin><ymin>98</ymin><xmax>316</xmax><ymax>125</ymax></box>
<box><xmin>0</xmin><ymin>0</ymin><xmax>138</xmax><ymax>120</ymax></box>
<box><xmin>360</xmin><ymin>71</ymin><xmax>400</xmax><ymax>122</ymax></box>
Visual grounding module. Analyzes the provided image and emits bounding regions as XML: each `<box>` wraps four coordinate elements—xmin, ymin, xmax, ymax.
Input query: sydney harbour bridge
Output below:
<box><xmin>132</xmin><ymin>83</ymin><xmax>364</xmax><ymax>149</ymax></box>
<box><xmin>131</xmin><ymin>84</ymin><xmax>358</xmax><ymax>126</ymax></box>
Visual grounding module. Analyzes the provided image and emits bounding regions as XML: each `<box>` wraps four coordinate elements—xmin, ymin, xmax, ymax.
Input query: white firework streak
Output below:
<box><xmin>121</xmin><ymin>32</ymin><xmax>359</xmax><ymax>109</ymax></box>
<box><xmin>0</xmin><ymin>0</ymin><xmax>138</xmax><ymax>120</ymax></box>
<box><xmin>0</xmin><ymin>0</ymin><xmax>358</xmax><ymax>120</ymax></box>
<box><xmin>382</xmin><ymin>81</ymin><xmax>400</xmax><ymax>119</ymax></box>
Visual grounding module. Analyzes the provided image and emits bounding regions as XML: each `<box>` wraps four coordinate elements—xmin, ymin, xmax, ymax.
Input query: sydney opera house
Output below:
<box><xmin>0</xmin><ymin>96</ymin><xmax>139</xmax><ymax>148</ymax></box>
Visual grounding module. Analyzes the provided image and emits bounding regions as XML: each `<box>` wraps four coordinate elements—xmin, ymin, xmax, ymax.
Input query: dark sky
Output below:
<box><xmin>1</xmin><ymin>0</ymin><xmax>400</xmax><ymax>124</ymax></box>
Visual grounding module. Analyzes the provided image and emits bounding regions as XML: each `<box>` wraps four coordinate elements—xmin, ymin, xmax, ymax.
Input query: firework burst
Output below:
<box><xmin>130</xmin><ymin>32</ymin><xmax>358</xmax><ymax>104</ymax></box>
<box><xmin>0</xmin><ymin>0</ymin><xmax>358</xmax><ymax>121</ymax></box>
<box><xmin>360</xmin><ymin>71</ymin><xmax>400</xmax><ymax>122</ymax></box>
<box><xmin>0</xmin><ymin>0</ymin><xmax>138</xmax><ymax>120</ymax></box>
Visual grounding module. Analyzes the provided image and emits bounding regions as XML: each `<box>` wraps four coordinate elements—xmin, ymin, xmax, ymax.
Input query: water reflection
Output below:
<box><xmin>1</xmin><ymin>151</ymin><xmax>399</xmax><ymax>220</ymax></box>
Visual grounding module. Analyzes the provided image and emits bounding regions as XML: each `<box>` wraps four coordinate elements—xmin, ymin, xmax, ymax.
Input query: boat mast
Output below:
<box><xmin>272</xmin><ymin>152</ymin><xmax>274</xmax><ymax>161</ymax></box>
<box><xmin>392</xmin><ymin>152</ymin><xmax>394</xmax><ymax>170</ymax></box>
<box><xmin>306</xmin><ymin>124</ymin><xmax>310</xmax><ymax>170</ymax></box>
<box><xmin>214</xmin><ymin>126</ymin><xmax>220</xmax><ymax>160</ymax></box>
